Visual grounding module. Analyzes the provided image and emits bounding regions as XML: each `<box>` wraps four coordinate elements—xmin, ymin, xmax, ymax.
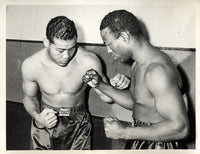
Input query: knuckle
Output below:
<box><xmin>116</xmin><ymin>74</ymin><xmax>121</xmax><ymax>79</ymax></box>
<box><xmin>118</xmin><ymin>81</ymin><xmax>122</xmax><ymax>84</ymax></box>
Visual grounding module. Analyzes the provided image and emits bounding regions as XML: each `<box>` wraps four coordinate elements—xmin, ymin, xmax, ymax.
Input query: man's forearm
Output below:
<box><xmin>94</xmin><ymin>88</ymin><xmax>113</xmax><ymax>103</ymax></box>
<box><xmin>122</xmin><ymin>119</ymin><xmax>189</xmax><ymax>141</ymax></box>
<box><xmin>96</xmin><ymin>81</ymin><xmax>134</xmax><ymax>109</ymax></box>
<box><xmin>23</xmin><ymin>96</ymin><xmax>41</xmax><ymax>121</ymax></box>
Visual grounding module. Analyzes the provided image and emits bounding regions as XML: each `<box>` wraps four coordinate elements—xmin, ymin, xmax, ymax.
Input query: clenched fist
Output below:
<box><xmin>36</xmin><ymin>108</ymin><xmax>58</xmax><ymax>129</ymax></box>
<box><xmin>103</xmin><ymin>117</ymin><xmax>125</xmax><ymax>139</ymax></box>
<box><xmin>82</xmin><ymin>69</ymin><xmax>102</xmax><ymax>88</ymax></box>
<box><xmin>110</xmin><ymin>74</ymin><xmax>130</xmax><ymax>89</ymax></box>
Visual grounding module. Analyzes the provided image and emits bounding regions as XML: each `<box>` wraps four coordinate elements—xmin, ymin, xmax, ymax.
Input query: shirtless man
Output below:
<box><xmin>82</xmin><ymin>10</ymin><xmax>189</xmax><ymax>149</ymax></box>
<box><xmin>22</xmin><ymin>16</ymin><xmax>129</xmax><ymax>150</ymax></box>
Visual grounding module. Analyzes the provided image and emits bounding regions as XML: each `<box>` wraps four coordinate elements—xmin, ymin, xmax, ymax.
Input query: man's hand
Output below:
<box><xmin>36</xmin><ymin>108</ymin><xmax>58</xmax><ymax>129</ymax></box>
<box><xmin>82</xmin><ymin>69</ymin><xmax>102</xmax><ymax>88</ymax></box>
<box><xmin>110</xmin><ymin>74</ymin><xmax>130</xmax><ymax>90</ymax></box>
<box><xmin>103</xmin><ymin>117</ymin><xmax>125</xmax><ymax>139</ymax></box>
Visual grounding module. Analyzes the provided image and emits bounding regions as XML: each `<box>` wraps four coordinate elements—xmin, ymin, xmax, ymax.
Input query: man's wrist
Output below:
<box><xmin>32</xmin><ymin>111</ymin><xmax>40</xmax><ymax>121</ymax></box>
<box><xmin>32</xmin><ymin>111</ymin><xmax>45</xmax><ymax>128</ymax></box>
<box><xmin>96</xmin><ymin>80</ymin><xmax>107</xmax><ymax>89</ymax></box>
<box><xmin>33</xmin><ymin>119</ymin><xmax>45</xmax><ymax>129</ymax></box>
<box><xmin>121</xmin><ymin>127</ymin><xmax>131</xmax><ymax>140</ymax></box>
<box><xmin>92</xmin><ymin>80</ymin><xmax>102</xmax><ymax>88</ymax></box>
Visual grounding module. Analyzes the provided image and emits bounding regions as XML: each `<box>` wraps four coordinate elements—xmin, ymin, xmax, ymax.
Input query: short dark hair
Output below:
<box><xmin>100</xmin><ymin>10</ymin><xmax>143</xmax><ymax>38</ymax></box>
<box><xmin>46</xmin><ymin>16</ymin><xmax>77</xmax><ymax>43</ymax></box>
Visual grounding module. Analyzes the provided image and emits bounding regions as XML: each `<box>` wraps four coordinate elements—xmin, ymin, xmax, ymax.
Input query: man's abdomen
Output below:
<box><xmin>41</xmin><ymin>91</ymin><xmax>86</xmax><ymax>108</ymax></box>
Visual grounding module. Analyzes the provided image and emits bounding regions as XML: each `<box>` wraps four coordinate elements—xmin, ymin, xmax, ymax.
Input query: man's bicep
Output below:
<box><xmin>154</xmin><ymin>85</ymin><xmax>187</xmax><ymax>121</ymax></box>
<box><xmin>23</xmin><ymin>80</ymin><xmax>38</xmax><ymax>97</ymax></box>
<box><xmin>89</xmin><ymin>58</ymin><xmax>109</xmax><ymax>83</ymax></box>
<box><xmin>145</xmin><ymin>65</ymin><xmax>187</xmax><ymax>120</ymax></box>
<box><xmin>22</xmin><ymin>59</ymin><xmax>38</xmax><ymax>97</ymax></box>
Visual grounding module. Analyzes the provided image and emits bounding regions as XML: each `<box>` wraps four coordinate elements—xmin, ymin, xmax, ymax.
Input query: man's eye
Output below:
<box><xmin>69</xmin><ymin>47</ymin><xmax>75</xmax><ymax>52</ymax></box>
<box><xmin>57</xmin><ymin>49</ymin><xmax>64</xmax><ymax>52</ymax></box>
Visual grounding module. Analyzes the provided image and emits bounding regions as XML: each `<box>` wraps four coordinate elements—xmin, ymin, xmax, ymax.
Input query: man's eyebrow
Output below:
<box><xmin>55</xmin><ymin>47</ymin><xmax>65</xmax><ymax>51</ymax></box>
<box><xmin>56</xmin><ymin>44</ymin><xmax>76</xmax><ymax>50</ymax></box>
<box><xmin>69</xmin><ymin>44</ymin><xmax>77</xmax><ymax>50</ymax></box>
<box><xmin>57</xmin><ymin>47</ymin><xmax>65</xmax><ymax>50</ymax></box>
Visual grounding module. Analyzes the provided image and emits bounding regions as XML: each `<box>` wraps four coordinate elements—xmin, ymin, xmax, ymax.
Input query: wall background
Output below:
<box><xmin>6</xmin><ymin>3</ymin><xmax>195</xmax><ymax>47</ymax></box>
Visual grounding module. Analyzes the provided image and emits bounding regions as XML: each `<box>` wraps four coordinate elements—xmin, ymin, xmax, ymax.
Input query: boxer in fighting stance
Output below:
<box><xmin>82</xmin><ymin>10</ymin><xmax>189</xmax><ymax>149</ymax></box>
<box><xmin>22</xmin><ymin>16</ymin><xmax>130</xmax><ymax>150</ymax></box>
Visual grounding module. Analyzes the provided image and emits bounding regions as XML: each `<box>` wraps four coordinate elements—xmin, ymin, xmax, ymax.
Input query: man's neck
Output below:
<box><xmin>130</xmin><ymin>37</ymin><xmax>155</xmax><ymax>65</ymax></box>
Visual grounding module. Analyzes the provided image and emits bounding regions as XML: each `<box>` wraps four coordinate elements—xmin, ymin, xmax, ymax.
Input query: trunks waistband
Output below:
<box><xmin>41</xmin><ymin>101</ymin><xmax>87</xmax><ymax>116</ymax></box>
<box><xmin>132</xmin><ymin>118</ymin><xmax>152</xmax><ymax>127</ymax></box>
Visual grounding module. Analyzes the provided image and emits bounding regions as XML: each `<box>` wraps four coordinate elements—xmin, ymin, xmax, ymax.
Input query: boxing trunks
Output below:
<box><xmin>30</xmin><ymin>102</ymin><xmax>91</xmax><ymax>150</ymax></box>
<box><xmin>125</xmin><ymin>118</ymin><xmax>187</xmax><ymax>149</ymax></box>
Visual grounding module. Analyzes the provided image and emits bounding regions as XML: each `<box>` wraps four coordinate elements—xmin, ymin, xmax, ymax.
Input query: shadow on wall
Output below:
<box><xmin>177</xmin><ymin>54</ymin><xmax>196</xmax><ymax>149</ymax></box>
<box><xmin>139</xmin><ymin>18</ymin><xmax>150</xmax><ymax>42</ymax></box>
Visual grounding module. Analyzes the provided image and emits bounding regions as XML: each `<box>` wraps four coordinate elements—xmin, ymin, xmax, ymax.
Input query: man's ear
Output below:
<box><xmin>120</xmin><ymin>32</ymin><xmax>130</xmax><ymax>44</ymax></box>
<box><xmin>43</xmin><ymin>38</ymin><xmax>50</xmax><ymax>48</ymax></box>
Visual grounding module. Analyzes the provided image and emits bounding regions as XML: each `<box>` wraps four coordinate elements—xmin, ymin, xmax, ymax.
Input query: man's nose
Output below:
<box><xmin>107</xmin><ymin>46</ymin><xmax>112</xmax><ymax>53</ymax></box>
<box><xmin>63</xmin><ymin>51</ymin><xmax>70</xmax><ymax>59</ymax></box>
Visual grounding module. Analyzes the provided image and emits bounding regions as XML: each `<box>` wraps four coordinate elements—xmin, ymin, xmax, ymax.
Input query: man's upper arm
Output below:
<box><xmin>145</xmin><ymin>64</ymin><xmax>188</xmax><ymax>124</ymax></box>
<box><xmin>22</xmin><ymin>59</ymin><xmax>38</xmax><ymax>97</ymax></box>
<box><xmin>84</xmin><ymin>53</ymin><xmax>113</xmax><ymax>102</ymax></box>
<box><xmin>85</xmin><ymin>53</ymin><xmax>108</xmax><ymax>82</ymax></box>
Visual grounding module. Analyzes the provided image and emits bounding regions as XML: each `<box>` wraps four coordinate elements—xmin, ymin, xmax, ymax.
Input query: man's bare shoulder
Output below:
<box><xmin>146</xmin><ymin>63</ymin><xmax>168</xmax><ymax>79</ymax></box>
<box><xmin>77</xmin><ymin>47</ymin><xmax>101</xmax><ymax>68</ymax></box>
<box><xmin>144</xmin><ymin>62</ymin><xmax>178</xmax><ymax>92</ymax></box>
<box><xmin>145</xmin><ymin>49</ymin><xmax>178</xmax><ymax>80</ymax></box>
<box><xmin>22</xmin><ymin>49</ymin><xmax>45</xmax><ymax>75</ymax></box>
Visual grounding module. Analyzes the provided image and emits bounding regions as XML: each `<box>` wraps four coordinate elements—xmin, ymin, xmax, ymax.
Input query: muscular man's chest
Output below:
<box><xmin>131</xmin><ymin>68</ymin><xmax>159</xmax><ymax>121</ymax></box>
<box><xmin>37</xmin><ymin>66</ymin><xmax>84</xmax><ymax>95</ymax></box>
<box><xmin>131</xmin><ymin>65</ymin><xmax>153</xmax><ymax>104</ymax></box>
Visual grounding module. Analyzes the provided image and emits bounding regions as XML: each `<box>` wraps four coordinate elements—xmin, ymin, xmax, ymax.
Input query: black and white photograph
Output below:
<box><xmin>0</xmin><ymin>0</ymin><xmax>199</xmax><ymax>152</ymax></box>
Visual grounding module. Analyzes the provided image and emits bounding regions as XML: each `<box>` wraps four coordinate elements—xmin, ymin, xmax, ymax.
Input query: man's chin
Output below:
<box><xmin>59</xmin><ymin>59</ymin><xmax>72</xmax><ymax>67</ymax></box>
<box><xmin>59</xmin><ymin>62</ymin><xmax>68</xmax><ymax>67</ymax></box>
